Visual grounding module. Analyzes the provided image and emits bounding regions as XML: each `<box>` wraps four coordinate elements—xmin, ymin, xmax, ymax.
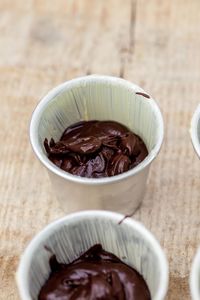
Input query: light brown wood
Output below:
<box><xmin>0</xmin><ymin>0</ymin><xmax>200</xmax><ymax>299</ymax></box>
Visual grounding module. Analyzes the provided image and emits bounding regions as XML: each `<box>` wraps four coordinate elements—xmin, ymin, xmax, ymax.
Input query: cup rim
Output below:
<box><xmin>16</xmin><ymin>210</ymin><xmax>168</xmax><ymax>300</ymax></box>
<box><xmin>30</xmin><ymin>75</ymin><xmax>164</xmax><ymax>185</ymax></box>
<box><xmin>190</xmin><ymin>247</ymin><xmax>200</xmax><ymax>300</ymax></box>
<box><xmin>190</xmin><ymin>104</ymin><xmax>200</xmax><ymax>158</ymax></box>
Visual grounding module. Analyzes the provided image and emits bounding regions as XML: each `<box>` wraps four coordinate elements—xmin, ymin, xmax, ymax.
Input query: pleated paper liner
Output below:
<box><xmin>190</xmin><ymin>103</ymin><xmax>200</xmax><ymax>158</ymax></box>
<box><xmin>16</xmin><ymin>211</ymin><xmax>168</xmax><ymax>300</ymax></box>
<box><xmin>30</xmin><ymin>75</ymin><xmax>164</xmax><ymax>213</ymax></box>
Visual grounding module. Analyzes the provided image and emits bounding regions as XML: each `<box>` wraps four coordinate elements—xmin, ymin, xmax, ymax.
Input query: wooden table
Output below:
<box><xmin>1</xmin><ymin>1</ymin><xmax>200</xmax><ymax>299</ymax></box>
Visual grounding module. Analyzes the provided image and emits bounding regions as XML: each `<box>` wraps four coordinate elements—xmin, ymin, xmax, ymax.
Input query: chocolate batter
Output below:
<box><xmin>44</xmin><ymin>120</ymin><xmax>148</xmax><ymax>178</ymax></box>
<box><xmin>38</xmin><ymin>244</ymin><xmax>151</xmax><ymax>300</ymax></box>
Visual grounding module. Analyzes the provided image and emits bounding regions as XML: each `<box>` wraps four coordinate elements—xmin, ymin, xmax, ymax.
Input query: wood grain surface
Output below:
<box><xmin>1</xmin><ymin>0</ymin><xmax>200</xmax><ymax>299</ymax></box>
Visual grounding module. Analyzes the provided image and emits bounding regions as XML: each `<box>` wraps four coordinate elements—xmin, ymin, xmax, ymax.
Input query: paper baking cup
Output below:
<box><xmin>16</xmin><ymin>211</ymin><xmax>168</xmax><ymax>300</ymax></box>
<box><xmin>190</xmin><ymin>105</ymin><xmax>200</xmax><ymax>158</ymax></box>
<box><xmin>190</xmin><ymin>247</ymin><xmax>200</xmax><ymax>300</ymax></box>
<box><xmin>190</xmin><ymin>104</ymin><xmax>200</xmax><ymax>158</ymax></box>
<box><xmin>30</xmin><ymin>75</ymin><xmax>164</xmax><ymax>213</ymax></box>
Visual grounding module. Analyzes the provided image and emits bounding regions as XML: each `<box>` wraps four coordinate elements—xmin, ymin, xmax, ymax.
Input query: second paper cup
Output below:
<box><xmin>16</xmin><ymin>211</ymin><xmax>168</xmax><ymax>300</ymax></box>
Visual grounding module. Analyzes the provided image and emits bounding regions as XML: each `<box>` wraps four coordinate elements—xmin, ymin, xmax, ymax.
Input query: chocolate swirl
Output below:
<box><xmin>44</xmin><ymin>120</ymin><xmax>148</xmax><ymax>178</ymax></box>
<box><xmin>39</xmin><ymin>244</ymin><xmax>151</xmax><ymax>300</ymax></box>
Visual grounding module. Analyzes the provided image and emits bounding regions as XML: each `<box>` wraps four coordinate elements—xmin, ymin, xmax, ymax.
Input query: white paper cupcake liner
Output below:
<box><xmin>30</xmin><ymin>75</ymin><xmax>164</xmax><ymax>213</ymax></box>
<box><xmin>190</xmin><ymin>104</ymin><xmax>200</xmax><ymax>158</ymax></box>
<box><xmin>16</xmin><ymin>211</ymin><xmax>168</xmax><ymax>300</ymax></box>
<box><xmin>190</xmin><ymin>247</ymin><xmax>200</xmax><ymax>300</ymax></box>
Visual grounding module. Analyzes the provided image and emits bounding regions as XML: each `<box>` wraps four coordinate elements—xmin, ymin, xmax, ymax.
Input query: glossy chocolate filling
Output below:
<box><xmin>38</xmin><ymin>244</ymin><xmax>151</xmax><ymax>300</ymax></box>
<box><xmin>44</xmin><ymin>120</ymin><xmax>148</xmax><ymax>178</ymax></box>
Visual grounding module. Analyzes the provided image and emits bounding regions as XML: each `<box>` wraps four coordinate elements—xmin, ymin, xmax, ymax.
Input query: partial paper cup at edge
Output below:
<box><xmin>16</xmin><ymin>210</ymin><xmax>169</xmax><ymax>300</ymax></box>
<box><xmin>30</xmin><ymin>75</ymin><xmax>164</xmax><ymax>214</ymax></box>
<box><xmin>190</xmin><ymin>247</ymin><xmax>200</xmax><ymax>300</ymax></box>
<box><xmin>190</xmin><ymin>104</ymin><xmax>200</xmax><ymax>158</ymax></box>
